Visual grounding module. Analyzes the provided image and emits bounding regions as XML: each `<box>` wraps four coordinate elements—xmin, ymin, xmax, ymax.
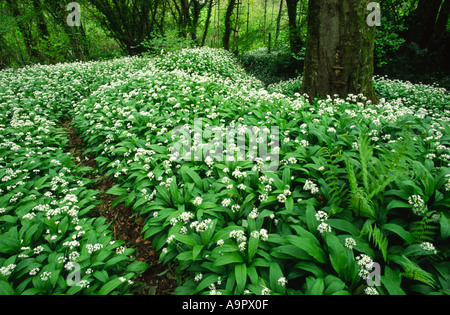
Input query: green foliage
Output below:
<box><xmin>1</xmin><ymin>47</ymin><xmax>449</xmax><ymax>296</ymax></box>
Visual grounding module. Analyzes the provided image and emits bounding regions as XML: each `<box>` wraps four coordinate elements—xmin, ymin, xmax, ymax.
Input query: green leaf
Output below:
<box><xmin>440</xmin><ymin>213</ymin><xmax>450</xmax><ymax>239</ymax></box>
<box><xmin>285</xmin><ymin>197</ymin><xmax>294</xmax><ymax>211</ymax></box>
<box><xmin>175</xmin><ymin>234</ymin><xmax>197</xmax><ymax>247</ymax></box>
<box><xmin>327</xmin><ymin>219</ymin><xmax>360</xmax><ymax>236</ymax></box>
<box><xmin>269</xmin><ymin>262</ymin><xmax>285</xmax><ymax>294</ymax></box>
<box><xmin>380</xmin><ymin>275</ymin><xmax>405</xmax><ymax>295</ymax></box>
<box><xmin>106</xmin><ymin>186</ymin><xmax>127</xmax><ymax>196</ymax></box>
<box><xmin>194</xmin><ymin>274</ymin><xmax>219</xmax><ymax>294</ymax></box>
<box><xmin>306</xmin><ymin>277</ymin><xmax>324</xmax><ymax>295</ymax></box>
<box><xmin>286</xmin><ymin>235</ymin><xmax>327</xmax><ymax>263</ymax></box>
<box><xmin>235</xmin><ymin>263</ymin><xmax>247</xmax><ymax>294</ymax></box>
<box><xmin>382</xmin><ymin>223</ymin><xmax>415</xmax><ymax>245</ymax></box>
<box><xmin>0</xmin><ymin>281</ymin><xmax>15</xmax><ymax>295</ymax></box>
<box><xmin>305</xmin><ymin>204</ymin><xmax>318</xmax><ymax>234</ymax></box>
<box><xmin>192</xmin><ymin>245</ymin><xmax>204</xmax><ymax>261</ymax></box>
<box><xmin>248</xmin><ymin>237</ymin><xmax>259</xmax><ymax>261</ymax></box>
<box><xmin>94</xmin><ymin>270</ymin><xmax>109</xmax><ymax>283</ymax></box>
<box><xmin>126</xmin><ymin>261</ymin><xmax>148</xmax><ymax>273</ymax></box>
<box><xmin>104</xmin><ymin>255</ymin><xmax>129</xmax><ymax>269</ymax></box>
<box><xmin>99</xmin><ymin>277</ymin><xmax>127</xmax><ymax>295</ymax></box>
<box><xmin>182</xmin><ymin>166</ymin><xmax>203</xmax><ymax>188</ymax></box>
<box><xmin>212</xmin><ymin>252</ymin><xmax>244</xmax><ymax>267</ymax></box>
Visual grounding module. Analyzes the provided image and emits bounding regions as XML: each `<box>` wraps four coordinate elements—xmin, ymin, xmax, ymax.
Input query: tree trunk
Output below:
<box><xmin>429</xmin><ymin>0</ymin><xmax>450</xmax><ymax>50</ymax></box>
<box><xmin>201</xmin><ymin>0</ymin><xmax>214</xmax><ymax>46</ymax></box>
<box><xmin>286</xmin><ymin>0</ymin><xmax>302</xmax><ymax>53</ymax></box>
<box><xmin>275</xmin><ymin>0</ymin><xmax>284</xmax><ymax>45</ymax></box>
<box><xmin>223</xmin><ymin>0</ymin><xmax>236</xmax><ymax>51</ymax></box>
<box><xmin>301</xmin><ymin>0</ymin><xmax>378</xmax><ymax>103</ymax></box>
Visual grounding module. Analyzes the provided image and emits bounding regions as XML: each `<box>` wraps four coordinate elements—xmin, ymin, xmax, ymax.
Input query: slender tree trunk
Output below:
<box><xmin>429</xmin><ymin>0</ymin><xmax>450</xmax><ymax>49</ymax></box>
<box><xmin>301</xmin><ymin>0</ymin><xmax>378</xmax><ymax>103</ymax></box>
<box><xmin>405</xmin><ymin>0</ymin><xmax>443</xmax><ymax>49</ymax></box>
<box><xmin>223</xmin><ymin>0</ymin><xmax>236</xmax><ymax>51</ymax></box>
<box><xmin>275</xmin><ymin>0</ymin><xmax>284</xmax><ymax>45</ymax></box>
<box><xmin>201</xmin><ymin>0</ymin><xmax>214</xmax><ymax>46</ymax></box>
<box><xmin>285</xmin><ymin>0</ymin><xmax>302</xmax><ymax>53</ymax></box>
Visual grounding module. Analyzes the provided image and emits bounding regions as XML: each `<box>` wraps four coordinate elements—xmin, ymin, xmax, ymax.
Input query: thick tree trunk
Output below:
<box><xmin>301</xmin><ymin>0</ymin><xmax>378</xmax><ymax>103</ymax></box>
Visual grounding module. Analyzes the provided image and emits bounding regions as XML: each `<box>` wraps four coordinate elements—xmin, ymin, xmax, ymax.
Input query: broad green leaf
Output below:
<box><xmin>440</xmin><ymin>213</ymin><xmax>450</xmax><ymax>239</ymax></box>
<box><xmin>0</xmin><ymin>281</ymin><xmax>15</xmax><ymax>295</ymax></box>
<box><xmin>235</xmin><ymin>263</ymin><xmax>247</xmax><ymax>294</ymax></box>
<box><xmin>106</xmin><ymin>185</ymin><xmax>128</xmax><ymax>196</ymax></box>
<box><xmin>212</xmin><ymin>252</ymin><xmax>244</xmax><ymax>267</ymax></box>
<box><xmin>382</xmin><ymin>223</ymin><xmax>415</xmax><ymax>245</ymax></box>
<box><xmin>269</xmin><ymin>262</ymin><xmax>285</xmax><ymax>294</ymax></box>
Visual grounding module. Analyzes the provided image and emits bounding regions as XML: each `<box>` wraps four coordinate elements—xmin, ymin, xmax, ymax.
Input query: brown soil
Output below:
<box><xmin>62</xmin><ymin>119</ymin><xmax>178</xmax><ymax>295</ymax></box>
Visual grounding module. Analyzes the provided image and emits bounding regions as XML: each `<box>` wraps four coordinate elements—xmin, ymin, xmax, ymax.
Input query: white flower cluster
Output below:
<box><xmin>408</xmin><ymin>195</ymin><xmax>427</xmax><ymax>215</ymax></box>
<box><xmin>344</xmin><ymin>237</ymin><xmax>357</xmax><ymax>250</ymax></box>
<box><xmin>356</xmin><ymin>254</ymin><xmax>375</xmax><ymax>280</ymax></box>
<box><xmin>229</xmin><ymin>230</ymin><xmax>247</xmax><ymax>251</ymax></box>
<box><xmin>86</xmin><ymin>243</ymin><xmax>104</xmax><ymax>254</ymax></box>
<box><xmin>277</xmin><ymin>188</ymin><xmax>291</xmax><ymax>204</ymax></box>
<box><xmin>192</xmin><ymin>196</ymin><xmax>203</xmax><ymax>206</ymax></box>
<box><xmin>315</xmin><ymin>210</ymin><xmax>332</xmax><ymax>234</ymax></box>
<box><xmin>445</xmin><ymin>174</ymin><xmax>450</xmax><ymax>192</ymax></box>
<box><xmin>0</xmin><ymin>264</ymin><xmax>16</xmax><ymax>277</ymax></box>
<box><xmin>190</xmin><ymin>218</ymin><xmax>213</xmax><ymax>233</ymax></box>
<box><xmin>304</xmin><ymin>180</ymin><xmax>319</xmax><ymax>195</ymax></box>
<box><xmin>250</xmin><ymin>228</ymin><xmax>269</xmax><ymax>241</ymax></box>
<box><xmin>420</xmin><ymin>242</ymin><xmax>437</xmax><ymax>254</ymax></box>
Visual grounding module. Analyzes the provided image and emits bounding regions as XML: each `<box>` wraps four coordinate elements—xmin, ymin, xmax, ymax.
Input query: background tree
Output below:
<box><xmin>301</xmin><ymin>0</ymin><xmax>378</xmax><ymax>102</ymax></box>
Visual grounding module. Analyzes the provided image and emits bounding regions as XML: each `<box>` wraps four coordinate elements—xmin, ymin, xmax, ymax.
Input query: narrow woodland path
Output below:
<box><xmin>61</xmin><ymin>119</ymin><xmax>178</xmax><ymax>295</ymax></box>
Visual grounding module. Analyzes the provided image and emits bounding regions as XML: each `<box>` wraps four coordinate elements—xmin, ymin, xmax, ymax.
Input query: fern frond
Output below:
<box><xmin>361</xmin><ymin>220</ymin><xmax>388</xmax><ymax>261</ymax></box>
<box><xmin>393</xmin><ymin>255</ymin><xmax>436</xmax><ymax>288</ymax></box>
<box><xmin>410</xmin><ymin>212</ymin><xmax>439</xmax><ymax>242</ymax></box>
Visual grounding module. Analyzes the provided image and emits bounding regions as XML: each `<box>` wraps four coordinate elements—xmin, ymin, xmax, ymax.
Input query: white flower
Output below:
<box><xmin>315</xmin><ymin>210</ymin><xmax>328</xmax><ymax>222</ymax></box>
<box><xmin>408</xmin><ymin>195</ymin><xmax>427</xmax><ymax>215</ymax></box>
<box><xmin>364</xmin><ymin>287</ymin><xmax>379</xmax><ymax>295</ymax></box>
<box><xmin>304</xmin><ymin>180</ymin><xmax>319</xmax><ymax>194</ymax></box>
<box><xmin>317</xmin><ymin>222</ymin><xmax>332</xmax><ymax>234</ymax></box>
<box><xmin>167</xmin><ymin>235</ymin><xmax>176</xmax><ymax>244</ymax></box>
<box><xmin>356</xmin><ymin>254</ymin><xmax>375</xmax><ymax>280</ymax></box>
<box><xmin>249</xmin><ymin>207</ymin><xmax>259</xmax><ymax>219</ymax></box>
<box><xmin>261</xmin><ymin>287</ymin><xmax>271</xmax><ymax>295</ymax></box>
<box><xmin>277</xmin><ymin>194</ymin><xmax>287</xmax><ymax>203</ymax></box>
<box><xmin>217</xmin><ymin>239</ymin><xmax>224</xmax><ymax>246</ymax></box>
<box><xmin>40</xmin><ymin>271</ymin><xmax>52</xmax><ymax>281</ymax></box>
<box><xmin>193</xmin><ymin>196</ymin><xmax>203</xmax><ymax>206</ymax></box>
<box><xmin>344</xmin><ymin>237</ymin><xmax>357</xmax><ymax>250</ymax></box>
<box><xmin>195</xmin><ymin>273</ymin><xmax>203</xmax><ymax>282</ymax></box>
<box><xmin>221</xmin><ymin>198</ymin><xmax>232</xmax><ymax>207</ymax></box>
<box><xmin>277</xmin><ymin>277</ymin><xmax>288</xmax><ymax>287</ymax></box>
<box><xmin>419</xmin><ymin>242</ymin><xmax>437</xmax><ymax>254</ymax></box>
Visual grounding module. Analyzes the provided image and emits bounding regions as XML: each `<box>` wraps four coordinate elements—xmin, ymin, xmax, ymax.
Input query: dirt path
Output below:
<box><xmin>62</xmin><ymin>119</ymin><xmax>178</xmax><ymax>295</ymax></box>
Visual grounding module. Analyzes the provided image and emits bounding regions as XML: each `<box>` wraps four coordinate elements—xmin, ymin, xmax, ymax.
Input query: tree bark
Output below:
<box><xmin>286</xmin><ymin>0</ymin><xmax>302</xmax><ymax>53</ymax></box>
<box><xmin>223</xmin><ymin>0</ymin><xmax>236</xmax><ymax>51</ymax></box>
<box><xmin>301</xmin><ymin>0</ymin><xmax>378</xmax><ymax>103</ymax></box>
<box><xmin>201</xmin><ymin>0</ymin><xmax>214</xmax><ymax>46</ymax></box>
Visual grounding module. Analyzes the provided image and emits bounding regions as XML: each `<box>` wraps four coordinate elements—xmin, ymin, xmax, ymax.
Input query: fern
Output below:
<box><xmin>344</xmin><ymin>155</ymin><xmax>376</xmax><ymax>219</ymax></box>
<box><xmin>361</xmin><ymin>220</ymin><xmax>388</xmax><ymax>261</ymax></box>
<box><xmin>392</xmin><ymin>255</ymin><xmax>436</xmax><ymax>288</ymax></box>
<box><xmin>410</xmin><ymin>211</ymin><xmax>440</xmax><ymax>242</ymax></box>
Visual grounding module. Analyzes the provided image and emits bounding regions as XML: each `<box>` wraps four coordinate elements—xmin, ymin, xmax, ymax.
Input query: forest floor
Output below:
<box><xmin>62</xmin><ymin>118</ymin><xmax>178</xmax><ymax>295</ymax></box>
